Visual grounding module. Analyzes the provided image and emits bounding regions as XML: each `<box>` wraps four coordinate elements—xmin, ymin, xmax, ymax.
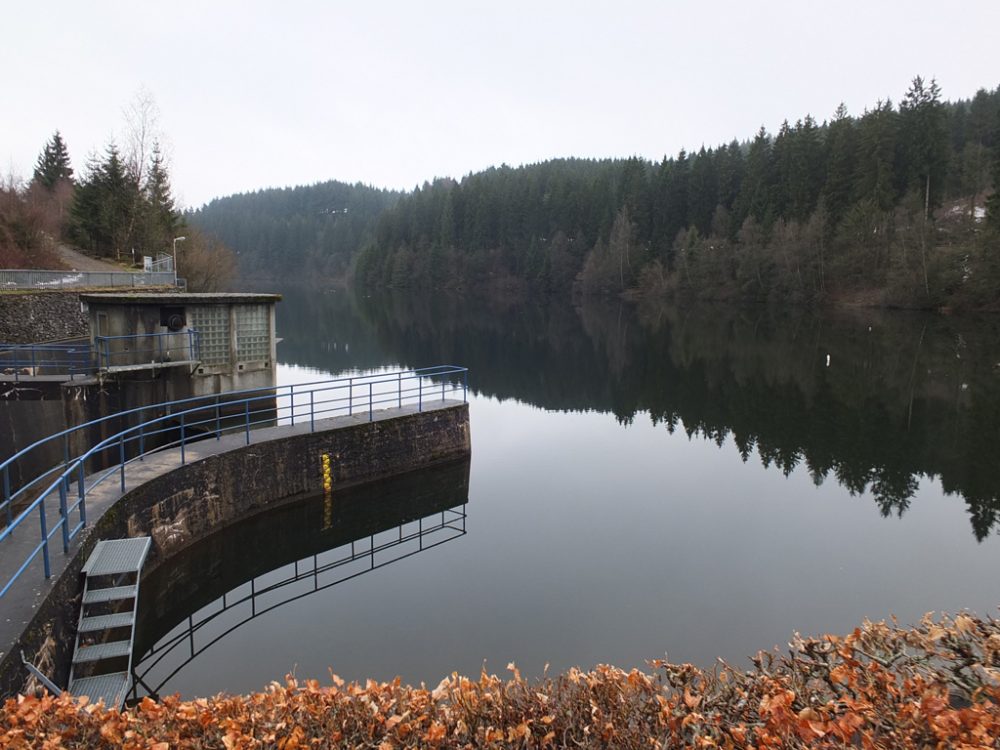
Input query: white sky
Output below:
<box><xmin>5</xmin><ymin>1</ymin><xmax>999</xmax><ymax>208</ymax></box>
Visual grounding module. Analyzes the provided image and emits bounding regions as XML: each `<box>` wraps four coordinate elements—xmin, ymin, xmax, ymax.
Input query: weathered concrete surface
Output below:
<box><xmin>0</xmin><ymin>400</ymin><xmax>470</xmax><ymax>699</ymax></box>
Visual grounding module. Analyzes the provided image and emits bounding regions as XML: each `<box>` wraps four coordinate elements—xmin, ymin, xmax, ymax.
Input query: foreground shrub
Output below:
<box><xmin>2</xmin><ymin>612</ymin><xmax>998</xmax><ymax>748</ymax></box>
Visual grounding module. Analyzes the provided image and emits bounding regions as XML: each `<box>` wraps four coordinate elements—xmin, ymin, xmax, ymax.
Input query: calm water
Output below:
<box><xmin>133</xmin><ymin>289</ymin><xmax>1000</xmax><ymax>698</ymax></box>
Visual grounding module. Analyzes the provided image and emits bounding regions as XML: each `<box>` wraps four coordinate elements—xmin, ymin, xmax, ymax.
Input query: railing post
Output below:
<box><xmin>463</xmin><ymin>370</ymin><xmax>468</xmax><ymax>402</ymax></box>
<box><xmin>289</xmin><ymin>385</ymin><xmax>295</xmax><ymax>426</ymax></box>
<box><xmin>38</xmin><ymin>501</ymin><xmax>51</xmax><ymax>579</ymax></box>
<box><xmin>245</xmin><ymin>400</ymin><xmax>251</xmax><ymax>445</ymax></box>
<box><xmin>119</xmin><ymin>435</ymin><xmax>126</xmax><ymax>492</ymax></box>
<box><xmin>348</xmin><ymin>379</ymin><xmax>353</xmax><ymax>416</ymax></box>
<box><xmin>442</xmin><ymin>378</ymin><xmax>446</xmax><ymax>401</ymax></box>
<box><xmin>398</xmin><ymin>372</ymin><xmax>402</xmax><ymax>408</ymax></box>
<box><xmin>180</xmin><ymin>413</ymin><xmax>186</xmax><ymax>465</ymax></box>
<box><xmin>369</xmin><ymin>383</ymin><xmax>373</xmax><ymax>422</ymax></box>
<box><xmin>3</xmin><ymin>465</ymin><xmax>11</xmax><ymax>529</ymax></box>
<box><xmin>310</xmin><ymin>390</ymin><xmax>315</xmax><ymax>433</ymax></box>
<box><xmin>139</xmin><ymin>423</ymin><xmax>144</xmax><ymax>460</ymax></box>
<box><xmin>419</xmin><ymin>377</ymin><xmax>423</xmax><ymax>412</ymax></box>
<box><xmin>77</xmin><ymin>463</ymin><xmax>87</xmax><ymax>527</ymax></box>
<box><xmin>58</xmin><ymin>481</ymin><xmax>69</xmax><ymax>553</ymax></box>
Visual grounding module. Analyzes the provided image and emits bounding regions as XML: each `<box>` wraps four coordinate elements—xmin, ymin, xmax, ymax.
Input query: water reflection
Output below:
<box><xmin>277</xmin><ymin>288</ymin><xmax>1000</xmax><ymax>540</ymax></box>
<box><xmin>131</xmin><ymin>458</ymin><xmax>470</xmax><ymax>698</ymax></box>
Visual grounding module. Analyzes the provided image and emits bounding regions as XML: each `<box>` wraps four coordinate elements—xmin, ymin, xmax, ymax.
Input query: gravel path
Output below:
<box><xmin>57</xmin><ymin>244</ymin><xmax>127</xmax><ymax>273</ymax></box>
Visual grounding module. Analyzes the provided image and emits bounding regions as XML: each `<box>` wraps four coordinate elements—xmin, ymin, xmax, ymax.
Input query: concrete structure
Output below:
<box><xmin>1</xmin><ymin>293</ymin><xmax>282</xmax><ymax>481</ymax></box>
<box><xmin>0</xmin><ymin>400</ymin><xmax>471</xmax><ymax>700</ymax></box>
<box><xmin>81</xmin><ymin>292</ymin><xmax>281</xmax><ymax>395</ymax></box>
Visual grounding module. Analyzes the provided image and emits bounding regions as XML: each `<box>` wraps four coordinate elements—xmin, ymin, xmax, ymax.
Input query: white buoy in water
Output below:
<box><xmin>826</xmin><ymin>354</ymin><xmax>831</xmax><ymax>367</ymax></box>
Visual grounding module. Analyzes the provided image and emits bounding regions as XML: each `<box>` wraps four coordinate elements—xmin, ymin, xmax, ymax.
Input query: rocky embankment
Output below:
<box><xmin>0</xmin><ymin>291</ymin><xmax>88</xmax><ymax>343</ymax></box>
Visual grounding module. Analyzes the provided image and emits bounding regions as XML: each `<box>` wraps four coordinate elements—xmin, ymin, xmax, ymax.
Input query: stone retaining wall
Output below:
<box><xmin>0</xmin><ymin>292</ymin><xmax>88</xmax><ymax>343</ymax></box>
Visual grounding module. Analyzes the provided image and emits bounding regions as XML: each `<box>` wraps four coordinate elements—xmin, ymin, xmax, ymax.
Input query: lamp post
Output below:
<box><xmin>172</xmin><ymin>236</ymin><xmax>187</xmax><ymax>286</ymax></box>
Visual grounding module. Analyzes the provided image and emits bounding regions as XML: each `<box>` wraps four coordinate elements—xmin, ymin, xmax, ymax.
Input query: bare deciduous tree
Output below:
<box><xmin>177</xmin><ymin>228</ymin><xmax>237</xmax><ymax>292</ymax></box>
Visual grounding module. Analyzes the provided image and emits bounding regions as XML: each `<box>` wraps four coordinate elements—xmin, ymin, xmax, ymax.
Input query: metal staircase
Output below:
<box><xmin>68</xmin><ymin>537</ymin><xmax>151</xmax><ymax>709</ymax></box>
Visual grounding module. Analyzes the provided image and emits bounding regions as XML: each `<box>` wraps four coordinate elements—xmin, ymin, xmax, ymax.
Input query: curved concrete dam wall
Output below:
<box><xmin>0</xmin><ymin>402</ymin><xmax>470</xmax><ymax>698</ymax></box>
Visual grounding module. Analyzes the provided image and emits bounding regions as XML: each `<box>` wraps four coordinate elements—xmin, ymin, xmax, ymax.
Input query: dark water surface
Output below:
<box><xmin>133</xmin><ymin>289</ymin><xmax>1000</xmax><ymax>698</ymax></box>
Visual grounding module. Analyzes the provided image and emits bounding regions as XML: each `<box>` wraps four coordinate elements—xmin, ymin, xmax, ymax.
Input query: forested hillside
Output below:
<box><xmin>5</xmin><ymin>111</ymin><xmax>235</xmax><ymax>291</ymax></box>
<box><xmin>353</xmin><ymin>78</ymin><xmax>1000</xmax><ymax>308</ymax></box>
<box><xmin>188</xmin><ymin>181</ymin><xmax>400</xmax><ymax>279</ymax></box>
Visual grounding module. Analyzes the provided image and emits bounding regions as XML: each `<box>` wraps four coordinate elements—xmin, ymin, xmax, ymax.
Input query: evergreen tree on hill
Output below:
<box><xmin>32</xmin><ymin>131</ymin><xmax>74</xmax><ymax>190</ymax></box>
<box><xmin>986</xmin><ymin>108</ymin><xmax>1000</xmax><ymax>232</ymax></box>
<box><xmin>898</xmin><ymin>76</ymin><xmax>949</xmax><ymax>218</ymax></box>
<box><xmin>853</xmin><ymin>99</ymin><xmax>898</xmax><ymax>212</ymax></box>
<box><xmin>822</xmin><ymin>104</ymin><xmax>857</xmax><ymax>229</ymax></box>
<box><xmin>142</xmin><ymin>141</ymin><xmax>181</xmax><ymax>252</ymax></box>
<box><xmin>734</xmin><ymin>127</ymin><xmax>772</xmax><ymax>228</ymax></box>
<box><xmin>70</xmin><ymin>143</ymin><xmax>138</xmax><ymax>258</ymax></box>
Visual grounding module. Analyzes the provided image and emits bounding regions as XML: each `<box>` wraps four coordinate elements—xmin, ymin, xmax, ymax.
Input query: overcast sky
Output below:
<box><xmin>5</xmin><ymin>1</ymin><xmax>999</xmax><ymax>208</ymax></box>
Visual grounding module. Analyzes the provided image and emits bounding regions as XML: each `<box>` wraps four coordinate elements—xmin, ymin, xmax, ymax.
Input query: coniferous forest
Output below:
<box><xmin>189</xmin><ymin>182</ymin><xmax>401</xmax><ymax>279</ymax></box>
<box><xmin>192</xmin><ymin>77</ymin><xmax>1000</xmax><ymax>310</ymax></box>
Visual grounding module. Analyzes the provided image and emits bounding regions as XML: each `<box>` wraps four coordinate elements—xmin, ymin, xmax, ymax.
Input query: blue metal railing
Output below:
<box><xmin>0</xmin><ymin>365</ymin><xmax>468</xmax><ymax>599</ymax></box>
<box><xmin>0</xmin><ymin>341</ymin><xmax>95</xmax><ymax>380</ymax></box>
<box><xmin>94</xmin><ymin>331</ymin><xmax>201</xmax><ymax>370</ymax></box>
<box><xmin>1</xmin><ymin>331</ymin><xmax>201</xmax><ymax>379</ymax></box>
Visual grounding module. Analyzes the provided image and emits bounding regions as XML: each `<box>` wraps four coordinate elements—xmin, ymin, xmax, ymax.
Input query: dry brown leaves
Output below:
<box><xmin>2</xmin><ymin>612</ymin><xmax>998</xmax><ymax>748</ymax></box>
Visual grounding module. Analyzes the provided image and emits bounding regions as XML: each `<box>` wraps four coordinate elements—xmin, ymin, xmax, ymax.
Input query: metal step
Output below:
<box><xmin>79</xmin><ymin>612</ymin><xmax>135</xmax><ymax>632</ymax></box>
<box><xmin>83</xmin><ymin>586</ymin><xmax>139</xmax><ymax>604</ymax></box>
<box><xmin>67</xmin><ymin>672</ymin><xmax>130</xmax><ymax>708</ymax></box>
<box><xmin>66</xmin><ymin>536</ymin><xmax>151</xmax><ymax>711</ymax></box>
<box><xmin>82</xmin><ymin>538</ymin><xmax>152</xmax><ymax>577</ymax></box>
<box><xmin>73</xmin><ymin>640</ymin><xmax>131</xmax><ymax>664</ymax></box>
<box><xmin>82</xmin><ymin>585</ymin><xmax>137</xmax><ymax>604</ymax></box>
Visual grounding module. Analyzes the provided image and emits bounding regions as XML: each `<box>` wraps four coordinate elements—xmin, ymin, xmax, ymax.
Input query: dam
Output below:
<box><xmin>0</xmin><ymin>366</ymin><xmax>470</xmax><ymax>703</ymax></box>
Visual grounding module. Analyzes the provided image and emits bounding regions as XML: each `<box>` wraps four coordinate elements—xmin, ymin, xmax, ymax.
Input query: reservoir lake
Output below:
<box><xmin>132</xmin><ymin>289</ymin><xmax>1000</xmax><ymax>698</ymax></box>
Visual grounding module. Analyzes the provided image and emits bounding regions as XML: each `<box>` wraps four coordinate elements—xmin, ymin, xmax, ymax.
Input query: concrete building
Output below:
<box><xmin>80</xmin><ymin>292</ymin><xmax>281</xmax><ymax>396</ymax></box>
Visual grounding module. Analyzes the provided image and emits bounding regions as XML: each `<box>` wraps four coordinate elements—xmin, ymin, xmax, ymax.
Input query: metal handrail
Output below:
<box><xmin>94</xmin><ymin>331</ymin><xmax>201</xmax><ymax>370</ymax></box>
<box><xmin>1</xmin><ymin>331</ymin><xmax>200</xmax><ymax>379</ymax></box>
<box><xmin>0</xmin><ymin>340</ymin><xmax>95</xmax><ymax>380</ymax></box>
<box><xmin>0</xmin><ymin>365</ymin><xmax>469</xmax><ymax>599</ymax></box>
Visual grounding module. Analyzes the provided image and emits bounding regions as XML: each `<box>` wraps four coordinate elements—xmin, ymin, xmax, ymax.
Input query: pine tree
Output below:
<box><xmin>822</xmin><ymin>103</ymin><xmax>857</xmax><ymax>229</ymax></box>
<box><xmin>619</xmin><ymin>157</ymin><xmax>651</xmax><ymax>245</ymax></box>
<box><xmin>664</xmin><ymin>150</ymin><xmax>690</xmax><ymax>247</ymax></box>
<box><xmin>788</xmin><ymin>115</ymin><xmax>823</xmax><ymax>221</ymax></box>
<box><xmin>688</xmin><ymin>147</ymin><xmax>718</xmax><ymax>235</ymax></box>
<box><xmin>715</xmin><ymin>141</ymin><xmax>745</xmax><ymax>216</ymax></box>
<box><xmin>70</xmin><ymin>143</ymin><xmax>139</xmax><ymax>258</ymax></box>
<box><xmin>986</xmin><ymin>108</ymin><xmax>1000</xmax><ymax>231</ymax></box>
<box><xmin>734</xmin><ymin>127</ymin><xmax>772</xmax><ymax>228</ymax></box>
<box><xmin>769</xmin><ymin>120</ymin><xmax>794</xmax><ymax>218</ymax></box>
<box><xmin>960</xmin><ymin>89</ymin><xmax>995</xmax><ymax>219</ymax></box>
<box><xmin>898</xmin><ymin>77</ymin><xmax>949</xmax><ymax>219</ymax></box>
<box><xmin>853</xmin><ymin>100</ymin><xmax>897</xmax><ymax>212</ymax></box>
<box><xmin>143</xmin><ymin>141</ymin><xmax>181</xmax><ymax>252</ymax></box>
<box><xmin>32</xmin><ymin>131</ymin><xmax>74</xmax><ymax>190</ymax></box>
